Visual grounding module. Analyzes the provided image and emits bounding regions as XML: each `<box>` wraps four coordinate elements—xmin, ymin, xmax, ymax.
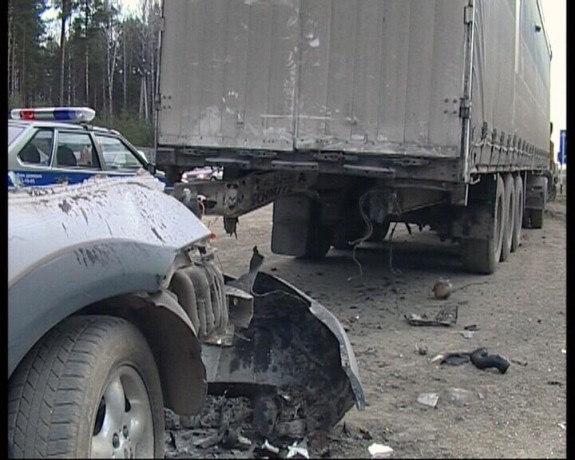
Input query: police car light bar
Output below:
<box><xmin>10</xmin><ymin>107</ymin><xmax>96</xmax><ymax>123</ymax></box>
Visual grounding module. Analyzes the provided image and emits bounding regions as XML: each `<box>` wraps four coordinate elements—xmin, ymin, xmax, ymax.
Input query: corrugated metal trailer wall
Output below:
<box><xmin>158</xmin><ymin>0</ymin><xmax>468</xmax><ymax>159</ymax></box>
<box><xmin>469</xmin><ymin>0</ymin><xmax>551</xmax><ymax>173</ymax></box>
<box><xmin>293</xmin><ymin>0</ymin><xmax>467</xmax><ymax>157</ymax></box>
<box><xmin>157</xmin><ymin>0</ymin><xmax>550</xmax><ymax>172</ymax></box>
<box><xmin>157</xmin><ymin>0</ymin><xmax>300</xmax><ymax>151</ymax></box>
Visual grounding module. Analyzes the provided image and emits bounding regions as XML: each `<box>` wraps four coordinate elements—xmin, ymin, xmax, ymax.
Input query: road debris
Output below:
<box><xmin>417</xmin><ymin>392</ymin><xmax>439</xmax><ymax>408</ymax></box>
<box><xmin>359</xmin><ymin>427</ymin><xmax>373</xmax><ymax>440</ymax></box>
<box><xmin>559</xmin><ymin>422</ymin><xmax>566</xmax><ymax>430</ymax></box>
<box><xmin>469</xmin><ymin>348</ymin><xmax>510</xmax><ymax>374</ymax></box>
<box><xmin>460</xmin><ymin>330</ymin><xmax>475</xmax><ymax>339</ymax></box>
<box><xmin>431</xmin><ymin>351</ymin><xmax>470</xmax><ymax>366</ymax></box>
<box><xmin>287</xmin><ymin>440</ymin><xmax>310</xmax><ymax>459</ymax></box>
<box><xmin>432</xmin><ymin>348</ymin><xmax>510</xmax><ymax>374</ymax></box>
<box><xmin>415</xmin><ymin>343</ymin><xmax>428</xmax><ymax>355</ymax></box>
<box><xmin>221</xmin><ymin>428</ymin><xmax>252</xmax><ymax>450</ymax></box>
<box><xmin>464</xmin><ymin>324</ymin><xmax>480</xmax><ymax>331</ymax></box>
<box><xmin>405</xmin><ymin>304</ymin><xmax>458</xmax><ymax>327</ymax></box>
<box><xmin>261</xmin><ymin>439</ymin><xmax>281</xmax><ymax>455</ymax></box>
<box><xmin>447</xmin><ymin>388</ymin><xmax>472</xmax><ymax>406</ymax></box>
<box><xmin>368</xmin><ymin>443</ymin><xmax>394</xmax><ymax>458</ymax></box>
<box><xmin>561</xmin><ymin>349</ymin><xmax>566</xmax><ymax>354</ymax></box>
<box><xmin>510</xmin><ymin>358</ymin><xmax>528</xmax><ymax>367</ymax></box>
<box><xmin>194</xmin><ymin>431</ymin><xmax>222</xmax><ymax>449</ymax></box>
<box><xmin>431</xmin><ymin>278</ymin><xmax>453</xmax><ymax>299</ymax></box>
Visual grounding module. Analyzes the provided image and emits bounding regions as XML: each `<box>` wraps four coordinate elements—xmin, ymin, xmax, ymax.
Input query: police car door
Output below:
<box><xmin>12</xmin><ymin>129</ymin><xmax>56</xmax><ymax>186</ymax></box>
<box><xmin>53</xmin><ymin>130</ymin><xmax>103</xmax><ymax>184</ymax></box>
<box><xmin>95</xmin><ymin>134</ymin><xmax>148</xmax><ymax>176</ymax></box>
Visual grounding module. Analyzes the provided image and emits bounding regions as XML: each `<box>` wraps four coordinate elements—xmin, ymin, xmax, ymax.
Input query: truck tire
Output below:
<box><xmin>530</xmin><ymin>209</ymin><xmax>544</xmax><ymax>229</ymax></box>
<box><xmin>302</xmin><ymin>224</ymin><xmax>331</xmax><ymax>258</ymax></box>
<box><xmin>298</xmin><ymin>201</ymin><xmax>331</xmax><ymax>259</ymax></box>
<box><xmin>500</xmin><ymin>173</ymin><xmax>516</xmax><ymax>262</ymax></box>
<box><xmin>460</xmin><ymin>174</ymin><xmax>505</xmax><ymax>274</ymax></box>
<box><xmin>368</xmin><ymin>220</ymin><xmax>391</xmax><ymax>242</ymax></box>
<box><xmin>165</xmin><ymin>166</ymin><xmax>183</xmax><ymax>185</ymax></box>
<box><xmin>332</xmin><ymin>219</ymin><xmax>391</xmax><ymax>250</ymax></box>
<box><xmin>511</xmin><ymin>175</ymin><xmax>524</xmax><ymax>252</ymax></box>
<box><xmin>8</xmin><ymin>316</ymin><xmax>164</xmax><ymax>459</ymax></box>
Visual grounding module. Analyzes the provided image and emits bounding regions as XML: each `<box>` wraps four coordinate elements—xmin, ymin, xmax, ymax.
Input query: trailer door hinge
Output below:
<box><xmin>459</xmin><ymin>97</ymin><xmax>471</xmax><ymax>119</ymax></box>
<box><xmin>464</xmin><ymin>5</ymin><xmax>474</xmax><ymax>24</ymax></box>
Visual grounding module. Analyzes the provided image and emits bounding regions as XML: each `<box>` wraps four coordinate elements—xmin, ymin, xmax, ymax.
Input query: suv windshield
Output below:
<box><xmin>9</xmin><ymin>126</ymin><xmax>25</xmax><ymax>146</ymax></box>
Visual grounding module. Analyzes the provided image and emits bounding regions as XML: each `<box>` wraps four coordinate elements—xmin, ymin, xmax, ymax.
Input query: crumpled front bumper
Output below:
<box><xmin>202</xmin><ymin>270</ymin><xmax>365</xmax><ymax>436</ymax></box>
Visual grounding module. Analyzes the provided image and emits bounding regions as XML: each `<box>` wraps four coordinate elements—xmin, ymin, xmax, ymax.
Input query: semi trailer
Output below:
<box><xmin>155</xmin><ymin>0</ymin><xmax>552</xmax><ymax>274</ymax></box>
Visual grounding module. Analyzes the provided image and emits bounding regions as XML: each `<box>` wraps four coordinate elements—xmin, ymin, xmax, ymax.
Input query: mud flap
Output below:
<box><xmin>201</xmin><ymin>271</ymin><xmax>365</xmax><ymax>436</ymax></box>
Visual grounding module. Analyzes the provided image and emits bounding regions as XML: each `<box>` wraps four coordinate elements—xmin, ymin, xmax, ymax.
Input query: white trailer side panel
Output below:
<box><xmin>158</xmin><ymin>0</ymin><xmax>468</xmax><ymax>158</ymax></box>
<box><xmin>158</xmin><ymin>0</ymin><xmax>300</xmax><ymax>151</ymax></box>
<box><xmin>469</xmin><ymin>0</ymin><xmax>550</xmax><ymax>172</ymax></box>
<box><xmin>295</xmin><ymin>0</ymin><xmax>467</xmax><ymax>158</ymax></box>
<box><xmin>157</xmin><ymin>0</ymin><xmax>550</xmax><ymax>169</ymax></box>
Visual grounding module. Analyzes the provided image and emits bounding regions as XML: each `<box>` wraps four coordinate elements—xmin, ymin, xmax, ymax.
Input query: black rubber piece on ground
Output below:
<box><xmin>470</xmin><ymin>347</ymin><xmax>510</xmax><ymax>374</ymax></box>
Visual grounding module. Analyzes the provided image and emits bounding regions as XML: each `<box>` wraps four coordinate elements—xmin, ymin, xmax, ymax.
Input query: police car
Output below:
<box><xmin>8</xmin><ymin>107</ymin><xmax>159</xmax><ymax>187</ymax></box>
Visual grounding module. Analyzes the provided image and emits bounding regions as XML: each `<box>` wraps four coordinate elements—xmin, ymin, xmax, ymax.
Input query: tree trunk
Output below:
<box><xmin>122</xmin><ymin>25</ymin><xmax>127</xmax><ymax>112</ymax></box>
<box><xmin>59</xmin><ymin>0</ymin><xmax>70</xmax><ymax>106</ymax></box>
<box><xmin>8</xmin><ymin>3</ymin><xmax>12</xmax><ymax>98</ymax></box>
<box><xmin>84</xmin><ymin>0</ymin><xmax>90</xmax><ymax>105</ymax></box>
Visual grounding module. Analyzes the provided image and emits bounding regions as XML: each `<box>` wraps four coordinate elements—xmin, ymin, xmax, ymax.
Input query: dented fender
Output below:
<box><xmin>95</xmin><ymin>289</ymin><xmax>208</xmax><ymax>416</ymax></box>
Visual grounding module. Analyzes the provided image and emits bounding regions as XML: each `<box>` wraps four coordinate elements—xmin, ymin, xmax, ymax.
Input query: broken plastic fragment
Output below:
<box><xmin>287</xmin><ymin>440</ymin><xmax>309</xmax><ymax>459</ymax></box>
<box><xmin>417</xmin><ymin>393</ymin><xmax>439</xmax><ymax>408</ymax></box>
<box><xmin>460</xmin><ymin>330</ymin><xmax>475</xmax><ymax>339</ymax></box>
<box><xmin>262</xmin><ymin>439</ymin><xmax>280</xmax><ymax>455</ymax></box>
<box><xmin>368</xmin><ymin>443</ymin><xmax>394</xmax><ymax>458</ymax></box>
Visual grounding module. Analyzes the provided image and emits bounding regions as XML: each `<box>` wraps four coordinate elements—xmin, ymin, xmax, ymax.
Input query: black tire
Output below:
<box><xmin>301</xmin><ymin>225</ymin><xmax>331</xmax><ymax>259</ymax></box>
<box><xmin>530</xmin><ymin>209</ymin><xmax>544</xmax><ymax>229</ymax></box>
<box><xmin>460</xmin><ymin>238</ymin><xmax>497</xmax><ymax>275</ymax></box>
<box><xmin>511</xmin><ymin>174</ymin><xmax>524</xmax><ymax>252</ymax></box>
<box><xmin>165</xmin><ymin>166</ymin><xmax>183</xmax><ymax>185</ymax></box>
<box><xmin>331</xmin><ymin>228</ymin><xmax>355</xmax><ymax>250</ymax></box>
<box><xmin>500</xmin><ymin>173</ymin><xmax>515</xmax><ymax>262</ymax></box>
<box><xmin>298</xmin><ymin>201</ymin><xmax>331</xmax><ymax>259</ymax></box>
<box><xmin>460</xmin><ymin>175</ymin><xmax>505</xmax><ymax>274</ymax></box>
<box><xmin>8</xmin><ymin>316</ymin><xmax>164</xmax><ymax>459</ymax></box>
<box><xmin>368</xmin><ymin>219</ymin><xmax>391</xmax><ymax>242</ymax></box>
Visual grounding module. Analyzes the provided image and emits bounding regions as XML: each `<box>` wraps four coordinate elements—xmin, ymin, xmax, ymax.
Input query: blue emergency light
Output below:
<box><xmin>10</xmin><ymin>107</ymin><xmax>96</xmax><ymax>123</ymax></box>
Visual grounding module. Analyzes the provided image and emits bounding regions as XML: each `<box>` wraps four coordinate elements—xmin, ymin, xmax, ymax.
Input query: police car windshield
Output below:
<box><xmin>9</xmin><ymin>126</ymin><xmax>25</xmax><ymax>146</ymax></box>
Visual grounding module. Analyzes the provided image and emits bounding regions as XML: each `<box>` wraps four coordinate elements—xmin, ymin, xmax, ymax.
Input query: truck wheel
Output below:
<box><xmin>368</xmin><ymin>220</ymin><xmax>391</xmax><ymax>242</ymax></box>
<box><xmin>8</xmin><ymin>316</ymin><xmax>164</xmax><ymax>459</ymax></box>
<box><xmin>331</xmin><ymin>228</ymin><xmax>355</xmax><ymax>250</ymax></box>
<box><xmin>500</xmin><ymin>173</ymin><xmax>515</xmax><ymax>261</ymax></box>
<box><xmin>165</xmin><ymin>166</ymin><xmax>183</xmax><ymax>185</ymax></box>
<box><xmin>460</xmin><ymin>174</ymin><xmax>505</xmax><ymax>274</ymax></box>
<box><xmin>296</xmin><ymin>200</ymin><xmax>331</xmax><ymax>259</ymax></box>
<box><xmin>302</xmin><ymin>224</ymin><xmax>331</xmax><ymax>258</ymax></box>
<box><xmin>530</xmin><ymin>209</ymin><xmax>544</xmax><ymax>228</ymax></box>
<box><xmin>511</xmin><ymin>175</ymin><xmax>524</xmax><ymax>252</ymax></box>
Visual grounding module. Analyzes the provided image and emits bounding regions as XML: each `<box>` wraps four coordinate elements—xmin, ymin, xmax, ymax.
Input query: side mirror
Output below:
<box><xmin>146</xmin><ymin>163</ymin><xmax>157</xmax><ymax>175</ymax></box>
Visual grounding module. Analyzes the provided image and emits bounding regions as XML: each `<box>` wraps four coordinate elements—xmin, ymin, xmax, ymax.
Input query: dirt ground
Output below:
<box><xmin>172</xmin><ymin>195</ymin><xmax>566</xmax><ymax>459</ymax></box>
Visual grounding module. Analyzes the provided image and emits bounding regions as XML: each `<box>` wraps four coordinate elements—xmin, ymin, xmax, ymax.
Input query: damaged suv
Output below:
<box><xmin>8</xmin><ymin>174</ymin><xmax>364</xmax><ymax>458</ymax></box>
